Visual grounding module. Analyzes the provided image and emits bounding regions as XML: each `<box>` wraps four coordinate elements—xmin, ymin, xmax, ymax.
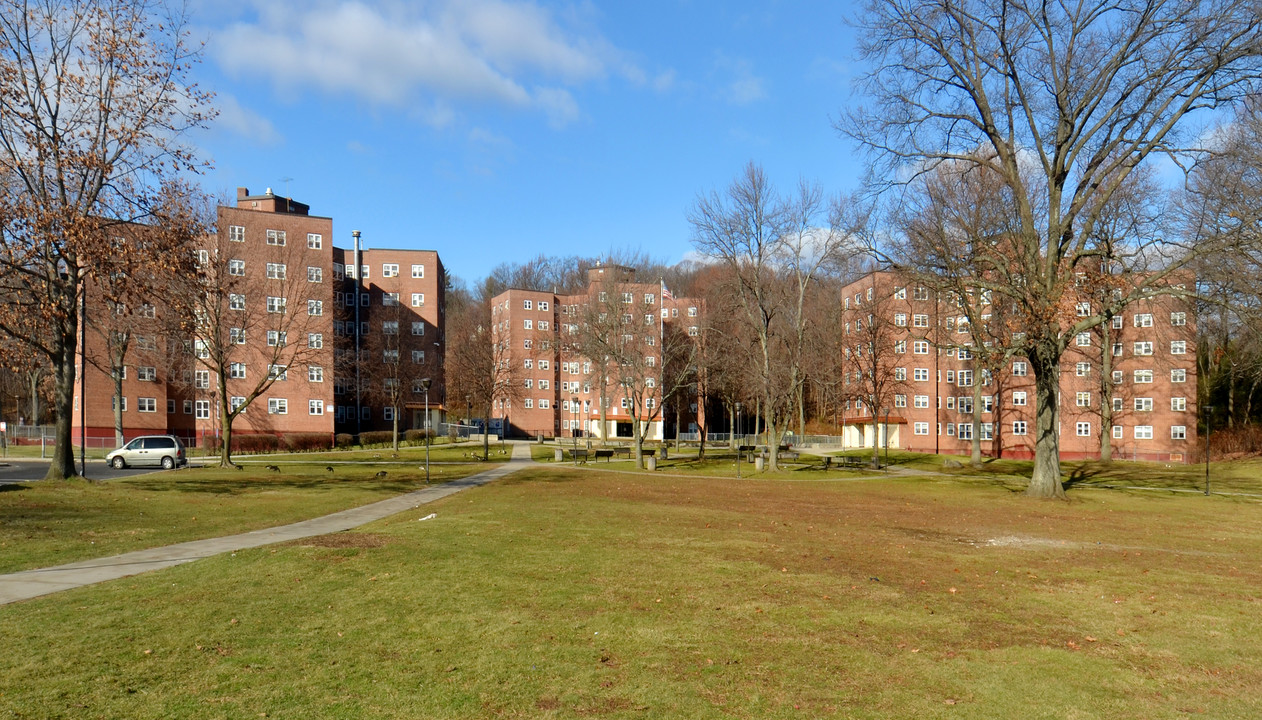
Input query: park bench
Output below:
<box><xmin>594</xmin><ymin>449</ymin><xmax>615</xmax><ymax>462</ymax></box>
<box><xmin>569</xmin><ymin>449</ymin><xmax>589</xmax><ymax>462</ymax></box>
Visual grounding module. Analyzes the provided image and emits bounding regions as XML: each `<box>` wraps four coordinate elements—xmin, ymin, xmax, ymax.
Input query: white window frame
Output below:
<box><xmin>268</xmin><ymin>398</ymin><xmax>288</xmax><ymax>415</ymax></box>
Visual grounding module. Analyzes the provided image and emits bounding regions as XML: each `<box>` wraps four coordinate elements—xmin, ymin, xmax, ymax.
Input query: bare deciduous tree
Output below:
<box><xmin>845</xmin><ymin>0</ymin><xmax>1262</xmax><ymax>497</ymax></box>
<box><xmin>0</xmin><ymin>0</ymin><xmax>213</xmax><ymax>479</ymax></box>
<box><xmin>690</xmin><ymin>162</ymin><xmax>856</xmax><ymax>470</ymax></box>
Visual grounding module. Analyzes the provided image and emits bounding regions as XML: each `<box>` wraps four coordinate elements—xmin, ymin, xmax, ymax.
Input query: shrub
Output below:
<box><xmin>284</xmin><ymin>433</ymin><xmax>332</xmax><ymax>452</ymax></box>
<box><xmin>236</xmin><ymin>434</ymin><xmax>281</xmax><ymax>454</ymax></box>
<box><xmin>404</xmin><ymin>428</ymin><xmax>434</xmax><ymax>445</ymax></box>
<box><xmin>334</xmin><ymin>433</ymin><xmax>355</xmax><ymax>448</ymax></box>
<box><xmin>358</xmin><ymin>431</ymin><xmax>395</xmax><ymax>448</ymax></box>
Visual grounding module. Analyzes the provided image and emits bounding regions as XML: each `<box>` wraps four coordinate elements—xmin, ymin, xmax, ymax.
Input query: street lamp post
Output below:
<box><xmin>466</xmin><ymin>394</ymin><xmax>471</xmax><ymax>437</ymax></box>
<box><xmin>1204</xmin><ymin>404</ymin><xmax>1212</xmax><ymax>497</ymax></box>
<box><xmin>735</xmin><ymin>402</ymin><xmax>742</xmax><ymax>479</ymax></box>
<box><xmin>421</xmin><ymin>377</ymin><xmax>432</xmax><ymax>484</ymax></box>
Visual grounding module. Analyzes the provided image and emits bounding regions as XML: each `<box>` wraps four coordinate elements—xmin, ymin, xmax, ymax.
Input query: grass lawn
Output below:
<box><xmin>3</xmin><ymin>463</ymin><xmax>1262</xmax><ymax>718</ymax></box>
<box><xmin>0</xmin><ymin>461</ymin><xmax>490</xmax><ymax>574</ymax></box>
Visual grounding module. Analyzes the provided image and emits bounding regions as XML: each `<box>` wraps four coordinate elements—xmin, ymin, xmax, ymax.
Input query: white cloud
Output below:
<box><xmin>712</xmin><ymin>53</ymin><xmax>766</xmax><ymax>106</ymax></box>
<box><xmin>213</xmin><ymin>92</ymin><xmax>281</xmax><ymax>144</ymax></box>
<box><xmin>213</xmin><ymin>0</ymin><xmax>635</xmax><ymax>128</ymax></box>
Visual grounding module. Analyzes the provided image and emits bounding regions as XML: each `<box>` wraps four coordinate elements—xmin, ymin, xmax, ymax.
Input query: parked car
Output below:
<box><xmin>106</xmin><ymin>435</ymin><xmax>187</xmax><ymax>470</ymax></box>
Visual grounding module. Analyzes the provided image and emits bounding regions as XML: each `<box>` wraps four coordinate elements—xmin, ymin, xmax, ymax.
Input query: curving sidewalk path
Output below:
<box><xmin>0</xmin><ymin>442</ymin><xmax>533</xmax><ymax>606</ymax></box>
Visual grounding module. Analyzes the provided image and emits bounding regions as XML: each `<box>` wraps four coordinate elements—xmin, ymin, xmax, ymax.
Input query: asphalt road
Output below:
<box><xmin>0</xmin><ymin>459</ymin><xmax>162</xmax><ymax>484</ymax></box>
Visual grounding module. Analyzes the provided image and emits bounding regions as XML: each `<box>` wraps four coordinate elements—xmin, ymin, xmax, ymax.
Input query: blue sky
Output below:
<box><xmin>188</xmin><ymin>1</ymin><xmax>865</xmax><ymax>285</ymax></box>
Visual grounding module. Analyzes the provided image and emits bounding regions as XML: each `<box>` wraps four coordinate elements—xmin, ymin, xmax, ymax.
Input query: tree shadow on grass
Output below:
<box><xmin>120</xmin><ymin>468</ymin><xmax>423</xmax><ymax>496</ymax></box>
<box><xmin>0</xmin><ymin>484</ymin><xmax>28</xmax><ymax>494</ymax></box>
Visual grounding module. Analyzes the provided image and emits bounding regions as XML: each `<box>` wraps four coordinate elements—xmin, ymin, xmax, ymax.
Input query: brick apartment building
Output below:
<box><xmin>837</xmin><ymin>270</ymin><xmax>1198</xmax><ymax>462</ymax></box>
<box><xmin>490</xmin><ymin>263</ymin><xmax>704</xmax><ymax>440</ymax></box>
<box><xmin>71</xmin><ymin>187</ymin><xmax>445</xmax><ymax>448</ymax></box>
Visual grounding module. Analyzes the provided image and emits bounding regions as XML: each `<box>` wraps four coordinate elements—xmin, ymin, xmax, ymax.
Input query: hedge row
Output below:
<box><xmin>203</xmin><ymin>430</ymin><xmax>439</xmax><ymax>454</ymax></box>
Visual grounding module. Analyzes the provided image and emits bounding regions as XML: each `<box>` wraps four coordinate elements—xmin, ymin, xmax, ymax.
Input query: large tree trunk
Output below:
<box><xmin>1099</xmin><ymin>324</ymin><xmax>1114</xmax><ymax>464</ymax></box>
<box><xmin>870</xmin><ymin>406</ymin><xmax>881</xmax><ymax>469</ymax></box>
<box><xmin>392</xmin><ymin>406</ymin><xmax>400</xmax><ymax>452</ymax></box>
<box><xmin>45</xmin><ymin>342</ymin><xmax>77</xmax><ymax>481</ymax></box>
<box><xmin>970</xmin><ymin>366</ymin><xmax>983</xmax><ymax>468</ymax></box>
<box><xmin>27</xmin><ymin>369</ymin><xmax>42</xmax><ymax>424</ymax></box>
<box><xmin>113</xmin><ymin>370</ymin><xmax>125</xmax><ymax>448</ymax></box>
<box><xmin>1028</xmin><ymin>346</ymin><xmax>1066</xmax><ymax>499</ymax></box>
<box><xmin>482</xmin><ymin>403</ymin><xmax>491</xmax><ymax>460</ymax></box>
<box><xmin>632</xmin><ymin>410</ymin><xmax>644</xmax><ymax>469</ymax></box>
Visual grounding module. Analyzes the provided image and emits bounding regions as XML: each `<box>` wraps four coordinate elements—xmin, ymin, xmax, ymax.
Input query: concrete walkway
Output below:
<box><xmin>0</xmin><ymin>443</ymin><xmax>533</xmax><ymax>605</ymax></box>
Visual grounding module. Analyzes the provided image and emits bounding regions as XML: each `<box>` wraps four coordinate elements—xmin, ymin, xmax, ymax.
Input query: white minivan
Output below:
<box><xmin>106</xmin><ymin>435</ymin><xmax>188</xmax><ymax>470</ymax></box>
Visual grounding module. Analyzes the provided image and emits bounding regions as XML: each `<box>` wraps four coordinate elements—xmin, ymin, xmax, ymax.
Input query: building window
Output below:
<box><xmin>1171</xmin><ymin>369</ymin><xmax>1187</xmax><ymax>383</ymax></box>
<box><xmin>1112</xmin><ymin>370</ymin><xmax>1124</xmax><ymax>384</ymax></box>
<box><xmin>1133</xmin><ymin>341</ymin><xmax>1153</xmax><ymax>356</ymax></box>
<box><xmin>913</xmin><ymin>314</ymin><xmax>929</xmax><ymax>328</ymax></box>
<box><xmin>894</xmin><ymin>394</ymin><xmax>907</xmax><ymax>408</ymax></box>
<box><xmin>230</xmin><ymin>362</ymin><xmax>246</xmax><ymax>379</ymax></box>
<box><xmin>1076</xmin><ymin>392</ymin><xmax>1091</xmax><ymax>407</ymax></box>
<box><xmin>913</xmin><ymin>340</ymin><xmax>929</xmax><ymax>354</ymax></box>
<box><xmin>524</xmin><ymin>399</ymin><xmax>533</xmax><ymax>409</ymax></box>
<box><xmin>958</xmin><ymin>423</ymin><xmax>973</xmax><ymax>440</ymax></box>
<box><xmin>137</xmin><ymin>366</ymin><xmax>156</xmax><ymax>382</ymax></box>
<box><xmin>1172</xmin><ymin>397</ymin><xmax>1187</xmax><ymax>412</ymax></box>
<box><xmin>309</xmin><ymin>366</ymin><xmax>324</xmax><ymax>382</ymax></box>
<box><xmin>1171</xmin><ymin>311</ymin><xmax>1186</xmax><ymax>326</ymax></box>
<box><xmin>268</xmin><ymin>364</ymin><xmax>288</xmax><ymax>381</ymax></box>
<box><xmin>1134</xmin><ymin>397</ymin><xmax>1153</xmax><ymax>412</ymax></box>
<box><xmin>1076</xmin><ymin>422</ymin><xmax>1091</xmax><ymax>437</ymax></box>
<box><xmin>383</xmin><ymin>321</ymin><xmax>399</xmax><ymax>335</ymax></box>
<box><xmin>914</xmin><ymin>286</ymin><xmax>929</xmax><ymax>301</ymax></box>
<box><xmin>1134</xmin><ymin>370</ymin><xmax>1153</xmax><ymax>383</ymax></box>
<box><xmin>1076</xmin><ymin>362</ymin><xmax>1090</xmax><ymax>377</ymax></box>
<box><xmin>1113</xmin><ymin>398</ymin><xmax>1123</xmax><ymax>412</ymax></box>
<box><xmin>1113</xmin><ymin>316</ymin><xmax>1123</xmax><ymax>329</ymax></box>
<box><xmin>1113</xmin><ymin>425</ymin><xmax>1123</xmax><ymax>439</ymax></box>
<box><xmin>957</xmin><ymin>369</ymin><xmax>973</xmax><ymax>387</ymax></box>
<box><xmin>307</xmin><ymin>333</ymin><xmax>323</xmax><ymax>349</ymax></box>
<box><xmin>307</xmin><ymin>233</ymin><xmax>322</xmax><ymax>249</ymax></box>
<box><xmin>1135</xmin><ymin>425</ymin><xmax>1153</xmax><ymax>440</ymax></box>
<box><xmin>308</xmin><ymin>399</ymin><xmax>324</xmax><ymax>415</ymax></box>
<box><xmin>1112</xmin><ymin>343</ymin><xmax>1123</xmax><ymax>357</ymax></box>
<box><xmin>137</xmin><ymin>397</ymin><xmax>156</xmax><ymax>413</ymax></box>
<box><xmin>914</xmin><ymin>368</ymin><xmax>929</xmax><ymax>382</ymax></box>
<box><xmin>267</xmin><ymin>296</ymin><xmax>286</xmax><ymax>314</ymax></box>
<box><xmin>229</xmin><ymin>293</ymin><xmax>246</xmax><ymax>311</ymax></box>
<box><xmin>914</xmin><ymin>422</ymin><xmax>929</xmax><ymax>435</ymax></box>
<box><xmin>412</xmin><ymin>264</ymin><xmax>425</xmax><ymax>278</ymax></box>
<box><xmin>1170</xmin><ymin>340</ymin><xmax>1186</xmax><ymax>355</ymax></box>
<box><xmin>1012</xmin><ymin>361</ymin><xmax>1027</xmax><ymax>377</ymax></box>
<box><xmin>688</xmin><ymin>307</ymin><xmax>698</xmax><ymax>317</ymax></box>
<box><xmin>1013</xmin><ymin>421</ymin><xmax>1027</xmax><ymax>436</ymax></box>
<box><xmin>382</xmin><ymin>263</ymin><xmax>399</xmax><ymax>277</ymax></box>
<box><xmin>1134</xmin><ymin>313</ymin><xmax>1153</xmax><ymax>328</ymax></box>
<box><xmin>412</xmin><ymin>322</ymin><xmax>425</xmax><ymax>336</ymax></box>
<box><xmin>412</xmin><ymin>350</ymin><xmax>425</xmax><ymax>364</ymax></box>
<box><xmin>914</xmin><ymin>395</ymin><xmax>930</xmax><ymax>409</ymax></box>
<box><xmin>230</xmin><ymin>396</ymin><xmax>246</xmax><ymax>412</ymax></box>
<box><xmin>1012</xmin><ymin>391</ymin><xmax>1027</xmax><ymax>407</ymax></box>
<box><xmin>265</xmin><ymin>262</ymin><xmax>286</xmax><ymax>280</ymax></box>
<box><xmin>307</xmin><ymin>266</ymin><xmax>322</xmax><ymax>283</ymax></box>
<box><xmin>307</xmin><ymin>299</ymin><xmax>323</xmax><ymax>316</ymax></box>
<box><xmin>523</xmin><ymin>319</ymin><xmax>533</xmax><ymax>330</ymax></box>
<box><xmin>1076</xmin><ymin>301</ymin><xmax>1090</xmax><ymax>316</ymax></box>
<box><xmin>266</xmin><ymin>229</ymin><xmax>286</xmax><ymax>246</ymax></box>
<box><xmin>194</xmin><ymin>369</ymin><xmax>210</xmax><ymax>389</ymax></box>
<box><xmin>1076</xmin><ymin>332</ymin><xmax>1091</xmax><ymax>347</ymax></box>
<box><xmin>228</xmin><ymin>259</ymin><xmax>245</xmax><ymax>276</ymax></box>
<box><xmin>267</xmin><ymin>330</ymin><xmax>287</xmax><ymax>346</ymax></box>
<box><xmin>1171</xmin><ymin>425</ymin><xmax>1186</xmax><ymax>440</ymax></box>
<box><xmin>958</xmin><ymin>397</ymin><xmax>973</xmax><ymax>414</ymax></box>
<box><xmin>268</xmin><ymin>398</ymin><xmax>288</xmax><ymax>415</ymax></box>
<box><xmin>893</xmin><ymin>313</ymin><xmax>906</xmax><ymax>327</ymax></box>
<box><xmin>894</xmin><ymin>286</ymin><xmax>906</xmax><ymax>299</ymax></box>
<box><xmin>383</xmin><ymin>349</ymin><xmax>399</xmax><ymax>363</ymax></box>
<box><xmin>195</xmin><ymin>400</ymin><xmax>210</xmax><ymax>419</ymax></box>
<box><xmin>894</xmin><ymin>340</ymin><xmax>906</xmax><ymax>354</ymax></box>
<box><xmin>411</xmin><ymin>293</ymin><xmax>425</xmax><ymax>307</ymax></box>
<box><xmin>183</xmin><ymin>399</ymin><xmax>193</xmax><ymax>415</ymax></box>
<box><xmin>228</xmin><ymin>225</ymin><xmax>245</xmax><ymax>242</ymax></box>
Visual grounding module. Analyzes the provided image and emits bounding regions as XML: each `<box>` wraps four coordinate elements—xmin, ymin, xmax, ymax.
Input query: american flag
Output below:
<box><xmin>660</xmin><ymin>280</ymin><xmax>674</xmax><ymax>301</ymax></box>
